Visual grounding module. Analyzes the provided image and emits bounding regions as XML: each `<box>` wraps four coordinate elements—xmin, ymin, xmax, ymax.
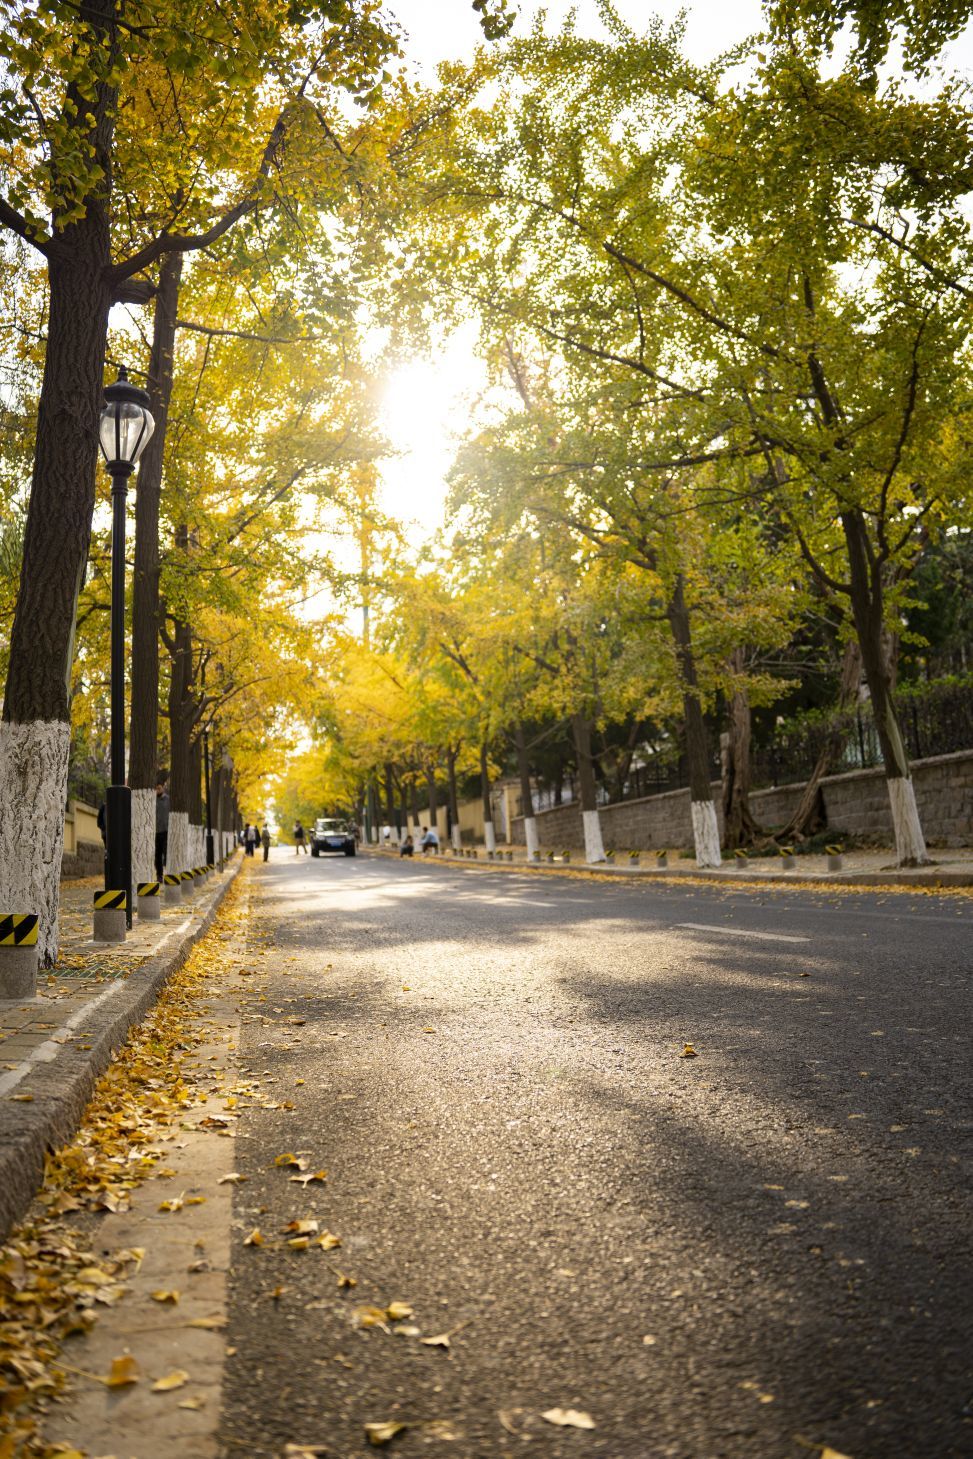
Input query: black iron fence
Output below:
<box><xmin>520</xmin><ymin>676</ymin><xmax>973</xmax><ymax>813</ymax></box>
<box><xmin>751</xmin><ymin>676</ymin><xmax>973</xmax><ymax>788</ymax></box>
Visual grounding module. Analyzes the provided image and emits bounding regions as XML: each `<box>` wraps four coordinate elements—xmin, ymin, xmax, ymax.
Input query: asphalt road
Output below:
<box><xmin>220</xmin><ymin>854</ymin><xmax>972</xmax><ymax>1459</ymax></box>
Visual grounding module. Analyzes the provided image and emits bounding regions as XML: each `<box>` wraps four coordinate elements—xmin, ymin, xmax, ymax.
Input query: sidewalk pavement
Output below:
<box><xmin>377</xmin><ymin>841</ymin><xmax>973</xmax><ymax>887</ymax></box>
<box><xmin>0</xmin><ymin>858</ymin><xmax>242</xmax><ymax>1240</ymax></box>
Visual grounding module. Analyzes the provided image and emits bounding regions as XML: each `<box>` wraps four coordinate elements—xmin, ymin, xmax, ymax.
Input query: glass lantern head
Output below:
<box><xmin>99</xmin><ymin>365</ymin><xmax>155</xmax><ymax>471</ymax></box>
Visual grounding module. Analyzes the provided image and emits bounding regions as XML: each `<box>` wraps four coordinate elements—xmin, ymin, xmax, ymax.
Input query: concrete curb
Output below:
<box><xmin>367</xmin><ymin>846</ymin><xmax>973</xmax><ymax>890</ymax></box>
<box><xmin>0</xmin><ymin>857</ymin><xmax>242</xmax><ymax>1242</ymax></box>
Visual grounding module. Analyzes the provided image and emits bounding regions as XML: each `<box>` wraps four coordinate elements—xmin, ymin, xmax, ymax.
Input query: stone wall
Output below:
<box><xmin>61</xmin><ymin>840</ymin><xmax>104</xmax><ymax>879</ymax></box>
<box><xmin>511</xmin><ymin>749</ymin><xmax>973</xmax><ymax>851</ymax></box>
<box><xmin>61</xmin><ymin>799</ymin><xmax>105</xmax><ymax>878</ymax></box>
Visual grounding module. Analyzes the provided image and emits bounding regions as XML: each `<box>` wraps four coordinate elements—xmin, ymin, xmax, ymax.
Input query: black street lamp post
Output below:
<box><xmin>99</xmin><ymin>366</ymin><xmax>154</xmax><ymax>927</ymax></box>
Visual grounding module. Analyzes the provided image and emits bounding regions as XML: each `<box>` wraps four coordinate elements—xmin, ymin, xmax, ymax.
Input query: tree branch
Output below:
<box><xmin>0</xmin><ymin>195</ymin><xmax>49</xmax><ymax>256</ymax></box>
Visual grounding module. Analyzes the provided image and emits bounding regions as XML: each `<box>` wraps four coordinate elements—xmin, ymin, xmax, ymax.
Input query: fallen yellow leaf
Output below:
<box><xmin>541</xmin><ymin>1408</ymin><xmax>595</xmax><ymax>1429</ymax></box>
<box><xmin>317</xmin><ymin>1231</ymin><xmax>341</xmax><ymax>1250</ymax></box>
<box><xmin>187</xmin><ymin>1315</ymin><xmax>226</xmax><ymax>1330</ymax></box>
<box><xmin>243</xmin><ymin>1229</ymin><xmax>263</xmax><ymax>1247</ymax></box>
<box><xmin>282</xmin><ymin>1219</ymin><xmax>319</xmax><ymax>1235</ymax></box>
<box><xmin>290</xmin><ymin>1169</ymin><xmax>327</xmax><ymax>1186</ymax></box>
<box><xmin>420</xmin><ymin>1332</ymin><xmax>450</xmax><ymax>1349</ymax></box>
<box><xmin>385</xmin><ymin>1302</ymin><xmax>414</xmax><ymax>1321</ymax></box>
<box><xmin>151</xmin><ymin>1369</ymin><xmax>189</xmax><ymax>1391</ymax></box>
<box><xmin>288</xmin><ymin>1237</ymin><xmax>311</xmax><ymax>1250</ymax></box>
<box><xmin>104</xmin><ymin>1354</ymin><xmax>140</xmax><ymax>1388</ymax></box>
<box><xmin>178</xmin><ymin>1394</ymin><xmax>206</xmax><ymax>1409</ymax></box>
<box><xmin>354</xmin><ymin>1305</ymin><xmax>389</xmax><ymax>1329</ymax></box>
<box><xmin>364</xmin><ymin>1421</ymin><xmax>407</xmax><ymax>1446</ymax></box>
<box><xmin>679</xmin><ymin>1044</ymin><xmax>697</xmax><ymax>1058</ymax></box>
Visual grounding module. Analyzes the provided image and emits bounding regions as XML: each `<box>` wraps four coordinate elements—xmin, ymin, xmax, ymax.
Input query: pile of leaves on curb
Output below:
<box><xmin>0</xmin><ymin>879</ymin><xmax>246</xmax><ymax>1459</ymax></box>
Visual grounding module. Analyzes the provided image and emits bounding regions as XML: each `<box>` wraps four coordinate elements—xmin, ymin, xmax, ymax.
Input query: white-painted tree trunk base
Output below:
<box><xmin>691</xmin><ymin>799</ymin><xmax>722</xmax><ymax>868</ymax></box>
<box><xmin>131</xmin><ymin>789</ymin><xmax>156</xmax><ymax>884</ymax></box>
<box><xmin>524</xmin><ymin>816</ymin><xmax>540</xmax><ymax>861</ymax></box>
<box><xmin>0</xmin><ymin>720</ymin><xmax>71</xmax><ymax>967</ymax></box>
<box><xmin>887</xmin><ymin>776</ymin><xmax>929</xmax><ymax>867</ymax></box>
<box><xmin>484</xmin><ymin>821</ymin><xmax>496</xmax><ymax>854</ymax></box>
<box><xmin>190</xmin><ymin>824</ymin><xmax>204</xmax><ymax>866</ymax></box>
<box><xmin>582</xmin><ymin>808</ymin><xmax>606</xmax><ymax>863</ymax></box>
<box><xmin>451</xmin><ymin>825</ymin><xmax>462</xmax><ymax>852</ymax></box>
<box><xmin>167</xmin><ymin>812</ymin><xmax>189</xmax><ymax>876</ymax></box>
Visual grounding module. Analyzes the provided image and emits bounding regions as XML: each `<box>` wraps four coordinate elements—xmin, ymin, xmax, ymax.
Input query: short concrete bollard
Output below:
<box><xmin>137</xmin><ymin>881</ymin><xmax>162</xmax><ymax>920</ymax></box>
<box><xmin>826</xmin><ymin>847</ymin><xmax>843</xmax><ymax>872</ymax></box>
<box><xmin>0</xmin><ymin>914</ymin><xmax>39</xmax><ymax>999</ymax></box>
<box><xmin>93</xmin><ymin>889</ymin><xmax>127</xmax><ymax>942</ymax></box>
<box><xmin>163</xmin><ymin>873</ymin><xmax>182</xmax><ymax>906</ymax></box>
<box><xmin>180</xmin><ymin>870</ymin><xmax>195</xmax><ymax>899</ymax></box>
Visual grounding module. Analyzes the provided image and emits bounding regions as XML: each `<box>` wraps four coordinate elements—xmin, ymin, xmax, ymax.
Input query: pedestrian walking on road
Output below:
<box><xmin>293</xmin><ymin>820</ymin><xmax>308</xmax><ymax>854</ymax></box>
<box><xmin>155</xmin><ymin>774</ymin><xmax>170</xmax><ymax>880</ymax></box>
<box><xmin>244</xmin><ymin>823</ymin><xmax>257</xmax><ymax>857</ymax></box>
<box><xmin>261</xmin><ymin>824</ymin><xmax>271</xmax><ymax>861</ymax></box>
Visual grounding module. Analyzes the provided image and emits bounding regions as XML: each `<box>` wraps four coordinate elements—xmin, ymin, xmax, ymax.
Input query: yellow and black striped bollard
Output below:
<box><xmin>0</xmin><ymin>913</ymin><xmax>38</xmax><ymax>998</ymax></box>
<box><xmin>180</xmin><ymin>869</ymin><xmax>195</xmax><ymax>900</ymax></box>
<box><xmin>163</xmin><ymin>872</ymin><xmax>182</xmax><ymax>907</ymax></box>
<box><xmin>93</xmin><ymin>889</ymin><xmax>127</xmax><ymax>943</ymax></box>
<box><xmin>137</xmin><ymin>881</ymin><xmax>161</xmax><ymax>921</ymax></box>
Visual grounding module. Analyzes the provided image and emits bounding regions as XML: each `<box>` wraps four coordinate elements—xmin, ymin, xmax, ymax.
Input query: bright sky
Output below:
<box><xmin>374</xmin><ymin>0</ymin><xmax>973</xmax><ymax>542</ymax></box>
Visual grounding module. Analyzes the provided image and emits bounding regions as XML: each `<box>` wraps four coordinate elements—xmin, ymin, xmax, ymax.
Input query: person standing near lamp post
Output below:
<box><xmin>155</xmin><ymin>774</ymin><xmax>170</xmax><ymax>881</ymax></box>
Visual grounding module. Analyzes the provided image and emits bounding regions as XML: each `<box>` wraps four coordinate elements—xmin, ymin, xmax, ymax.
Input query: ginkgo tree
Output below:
<box><xmin>0</xmin><ymin>0</ymin><xmax>398</xmax><ymax>961</ymax></box>
<box><xmin>393</xmin><ymin>13</ymin><xmax>973</xmax><ymax>865</ymax></box>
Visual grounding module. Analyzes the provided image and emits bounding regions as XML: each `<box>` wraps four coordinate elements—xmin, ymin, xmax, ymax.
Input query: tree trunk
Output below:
<box><xmin>426</xmin><ymin>766</ymin><xmax>439</xmax><ymax>841</ymax></box>
<box><xmin>0</xmin><ymin>6</ymin><xmax>117</xmax><ymax>964</ymax></box>
<box><xmin>408</xmin><ymin>778</ymin><xmax>420</xmax><ymax>837</ymax></box>
<box><xmin>571</xmin><ymin>712</ymin><xmax>606</xmax><ymax>862</ymax></box>
<box><xmin>721</xmin><ymin>648</ymin><xmax>762</xmax><ymax>849</ymax></box>
<box><xmin>188</xmin><ymin>734</ymin><xmax>203</xmax><ymax>865</ymax></box>
<box><xmin>166</xmin><ymin>613</ymin><xmax>195</xmax><ymax>877</ymax></box>
<box><xmin>842</xmin><ymin>509</ymin><xmax>928</xmax><ymax>865</ymax></box>
<box><xmin>446</xmin><ymin>747</ymin><xmax>462</xmax><ymax>850</ymax></box>
<box><xmin>778</xmin><ymin>640</ymin><xmax>861</xmax><ymax>841</ymax></box>
<box><xmin>384</xmin><ymin>762</ymin><xmax>399</xmax><ymax>837</ymax></box>
<box><xmin>130</xmin><ymin>251</ymin><xmax>182</xmax><ymax>882</ymax></box>
<box><xmin>515</xmin><ymin>723</ymin><xmax>539</xmax><ymax>860</ymax></box>
<box><xmin>480</xmin><ymin>742</ymin><xmax>496</xmax><ymax>852</ymax></box>
<box><xmin>667</xmin><ymin>574</ymin><xmax>721</xmax><ymax>867</ymax></box>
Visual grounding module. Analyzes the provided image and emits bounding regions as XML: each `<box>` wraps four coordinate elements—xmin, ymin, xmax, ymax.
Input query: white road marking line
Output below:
<box><xmin>676</xmin><ymin>922</ymin><xmax>810</xmax><ymax>943</ymax></box>
<box><xmin>0</xmin><ymin>916</ymin><xmax>194</xmax><ymax>1097</ymax></box>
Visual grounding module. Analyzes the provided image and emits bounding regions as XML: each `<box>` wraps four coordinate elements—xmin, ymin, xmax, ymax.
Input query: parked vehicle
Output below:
<box><xmin>311</xmin><ymin>818</ymin><xmax>356</xmax><ymax>857</ymax></box>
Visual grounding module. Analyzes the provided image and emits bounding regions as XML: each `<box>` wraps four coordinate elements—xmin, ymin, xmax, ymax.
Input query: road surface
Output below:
<box><xmin>216</xmin><ymin>855</ymin><xmax>970</xmax><ymax>1458</ymax></box>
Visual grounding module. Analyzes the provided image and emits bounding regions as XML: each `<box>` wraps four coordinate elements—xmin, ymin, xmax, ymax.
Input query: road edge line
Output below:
<box><xmin>0</xmin><ymin>858</ymin><xmax>243</xmax><ymax>1241</ymax></box>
